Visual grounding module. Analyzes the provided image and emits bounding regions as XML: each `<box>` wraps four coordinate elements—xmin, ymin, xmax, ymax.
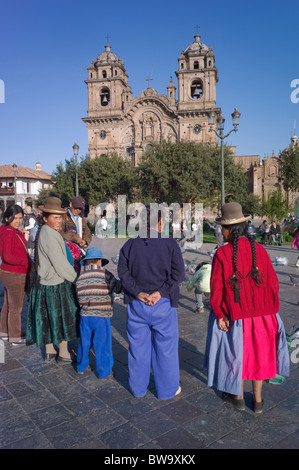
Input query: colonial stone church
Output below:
<box><xmin>82</xmin><ymin>33</ymin><xmax>299</xmax><ymax>213</ymax></box>
<box><xmin>82</xmin><ymin>33</ymin><xmax>220</xmax><ymax>164</ymax></box>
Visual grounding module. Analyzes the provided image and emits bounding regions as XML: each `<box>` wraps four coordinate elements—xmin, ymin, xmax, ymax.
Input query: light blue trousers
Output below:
<box><xmin>77</xmin><ymin>316</ymin><xmax>113</xmax><ymax>378</ymax></box>
<box><xmin>127</xmin><ymin>298</ymin><xmax>180</xmax><ymax>400</ymax></box>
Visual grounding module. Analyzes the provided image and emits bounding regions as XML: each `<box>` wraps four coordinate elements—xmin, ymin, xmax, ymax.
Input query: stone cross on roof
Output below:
<box><xmin>146</xmin><ymin>76</ymin><xmax>153</xmax><ymax>88</ymax></box>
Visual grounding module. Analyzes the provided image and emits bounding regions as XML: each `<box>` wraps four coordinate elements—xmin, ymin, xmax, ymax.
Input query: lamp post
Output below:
<box><xmin>72</xmin><ymin>142</ymin><xmax>79</xmax><ymax>197</ymax></box>
<box><xmin>12</xmin><ymin>163</ymin><xmax>17</xmax><ymax>203</ymax></box>
<box><xmin>208</xmin><ymin>108</ymin><xmax>241</xmax><ymax>206</ymax></box>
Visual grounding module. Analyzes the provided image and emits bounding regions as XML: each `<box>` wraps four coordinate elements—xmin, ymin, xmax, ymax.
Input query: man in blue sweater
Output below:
<box><xmin>118</xmin><ymin>206</ymin><xmax>185</xmax><ymax>400</ymax></box>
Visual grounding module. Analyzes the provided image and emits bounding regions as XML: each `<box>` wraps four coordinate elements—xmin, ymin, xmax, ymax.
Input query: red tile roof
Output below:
<box><xmin>0</xmin><ymin>164</ymin><xmax>52</xmax><ymax>181</ymax></box>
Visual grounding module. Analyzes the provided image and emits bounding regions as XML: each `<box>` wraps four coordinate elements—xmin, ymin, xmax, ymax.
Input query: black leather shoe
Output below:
<box><xmin>45</xmin><ymin>353</ymin><xmax>57</xmax><ymax>362</ymax></box>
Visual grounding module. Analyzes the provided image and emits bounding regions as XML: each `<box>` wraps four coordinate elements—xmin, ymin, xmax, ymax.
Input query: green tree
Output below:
<box><xmin>51</xmin><ymin>158</ymin><xmax>79</xmax><ymax>206</ymax></box>
<box><xmin>279</xmin><ymin>146</ymin><xmax>299</xmax><ymax>207</ymax></box>
<box><xmin>34</xmin><ymin>187</ymin><xmax>56</xmax><ymax>208</ymax></box>
<box><xmin>79</xmin><ymin>153</ymin><xmax>137</xmax><ymax>206</ymax></box>
<box><xmin>280</xmin><ymin>146</ymin><xmax>299</xmax><ymax>191</ymax></box>
<box><xmin>261</xmin><ymin>189</ymin><xmax>289</xmax><ymax>222</ymax></box>
<box><xmin>37</xmin><ymin>153</ymin><xmax>137</xmax><ymax>209</ymax></box>
<box><xmin>137</xmin><ymin>141</ymin><xmax>258</xmax><ymax>211</ymax></box>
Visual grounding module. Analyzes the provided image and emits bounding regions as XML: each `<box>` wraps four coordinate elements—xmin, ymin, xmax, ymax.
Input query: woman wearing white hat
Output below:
<box><xmin>205</xmin><ymin>202</ymin><xmax>289</xmax><ymax>413</ymax></box>
<box><xmin>26</xmin><ymin>197</ymin><xmax>79</xmax><ymax>362</ymax></box>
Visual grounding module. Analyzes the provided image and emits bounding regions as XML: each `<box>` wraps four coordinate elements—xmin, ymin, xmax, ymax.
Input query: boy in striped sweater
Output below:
<box><xmin>75</xmin><ymin>247</ymin><xmax>122</xmax><ymax>378</ymax></box>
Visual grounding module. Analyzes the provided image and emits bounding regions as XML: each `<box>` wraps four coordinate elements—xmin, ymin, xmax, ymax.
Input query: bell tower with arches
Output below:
<box><xmin>175</xmin><ymin>32</ymin><xmax>220</xmax><ymax>143</ymax></box>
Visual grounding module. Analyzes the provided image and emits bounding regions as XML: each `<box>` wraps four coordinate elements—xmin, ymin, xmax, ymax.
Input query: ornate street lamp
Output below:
<box><xmin>72</xmin><ymin>142</ymin><xmax>79</xmax><ymax>197</ymax></box>
<box><xmin>208</xmin><ymin>108</ymin><xmax>241</xmax><ymax>205</ymax></box>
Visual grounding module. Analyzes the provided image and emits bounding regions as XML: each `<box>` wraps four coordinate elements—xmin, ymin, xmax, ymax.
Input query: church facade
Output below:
<box><xmin>82</xmin><ymin>33</ymin><xmax>221</xmax><ymax>164</ymax></box>
<box><xmin>82</xmin><ymin>33</ymin><xmax>299</xmax><ymax>214</ymax></box>
<box><xmin>233</xmin><ymin>136</ymin><xmax>299</xmax><ymax>212</ymax></box>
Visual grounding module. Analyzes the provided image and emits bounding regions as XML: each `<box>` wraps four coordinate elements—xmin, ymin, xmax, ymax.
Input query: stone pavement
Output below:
<box><xmin>0</xmin><ymin>236</ymin><xmax>298</xmax><ymax>450</ymax></box>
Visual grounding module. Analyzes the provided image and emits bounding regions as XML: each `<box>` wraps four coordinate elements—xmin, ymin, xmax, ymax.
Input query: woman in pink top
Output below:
<box><xmin>291</xmin><ymin>228</ymin><xmax>299</xmax><ymax>267</ymax></box>
<box><xmin>0</xmin><ymin>205</ymin><xmax>30</xmax><ymax>345</ymax></box>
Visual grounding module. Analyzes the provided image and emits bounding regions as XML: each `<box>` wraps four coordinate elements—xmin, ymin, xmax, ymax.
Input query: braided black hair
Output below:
<box><xmin>223</xmin><ymin>221</ymin><xmax>263</xmax><ymax>303</ymax></box>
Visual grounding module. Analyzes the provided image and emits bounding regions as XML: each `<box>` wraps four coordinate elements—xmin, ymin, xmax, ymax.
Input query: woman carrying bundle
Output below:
<box><xmin>26</xmin><ymin>197</ymin><xmax>79</xmax><ymax>362</ymax></box>
<box><xmin>205</xmin><ymin>202</ymin><xmax>290</xmax><ymax>413</ymax></box>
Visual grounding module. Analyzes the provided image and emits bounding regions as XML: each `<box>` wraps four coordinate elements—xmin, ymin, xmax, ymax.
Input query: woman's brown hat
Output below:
<box><xmin>215</xmin><ymin>202</ymin><xmax>250</xmax><ymax>225</ymax></box>
<box><xmin>39</xmin><ymin>197</ymin><xmax>67</xmax><ymax>214</ymax></box>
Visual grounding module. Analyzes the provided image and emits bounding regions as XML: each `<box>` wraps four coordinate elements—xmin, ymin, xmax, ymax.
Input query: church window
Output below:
<box><xmin>90</xmin><ymin>73</ymin><xmax>93</xmax><ymax>78</ymax></box>
<box><xmin>269</xmin><ymin>165</ymin><xmax>277</xmax><ymax>177</ymax></box>
<box><xmin>100</xmin><ymin>130</ymin><xmax>107</xmax><ymax>139</ymax></box>
<box><xmin>194</xmin><ymin>61</ymin><xmax>199</xmax><ymax>69</ymax></box>
<box><xmin>115</xmin><ymin>70</ymin><xmax>117</xmax><ymax>76</ymax></box>
<box><xmin>181</xmin><ymin>63</ymin><xmax>184</xmax><ymax>69</ymax></box>
<box><xmin>191</xmin><ymin>79</ymin><xmax>203</xmax><ymax>99</ymax></box>
<box><xmin>102</xmin><ymin>70</ymin><xmax>107</xmax><ymax>78</ymax></box>
<box><xmin>100</xmin><ymin>87</ymin><xmax>110</xmax><ymax>106</ymax></box>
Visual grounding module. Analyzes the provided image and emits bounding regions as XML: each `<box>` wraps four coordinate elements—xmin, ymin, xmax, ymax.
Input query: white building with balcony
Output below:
<box><xmin>0</xmin><ymin>163</ymin><xmax>52</xmax><ymax>212</ymax></box>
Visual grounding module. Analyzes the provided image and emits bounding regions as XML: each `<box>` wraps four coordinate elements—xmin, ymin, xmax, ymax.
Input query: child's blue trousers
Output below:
<box><xmin>77</xmin><ymin>316</ymin><xmax>113</xmax><ymax>378</ymax></box>
<box><xmin>126</xmin><ymin>297</ymin><xmax>180</xmax><ymax>400</ymax></box>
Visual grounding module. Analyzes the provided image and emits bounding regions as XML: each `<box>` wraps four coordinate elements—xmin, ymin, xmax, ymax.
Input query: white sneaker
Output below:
<box><xmin>296</xmin><ymin>260</ymin><xmax>299</xmax><ymax>267</ymax></box>
<box><xmin>174</xmin><ymin>386</ymin><xmax>181</xmax><ymax>397</ymax></box>
<box><xmin>195</xmin><ymin>306</ymin><xmax>205</xmax><ymax>314</ymax></box>
<box><xmin>11</xmin><ymin>339</ymin><xmax>26</xmax><ymax>346</ymax></box>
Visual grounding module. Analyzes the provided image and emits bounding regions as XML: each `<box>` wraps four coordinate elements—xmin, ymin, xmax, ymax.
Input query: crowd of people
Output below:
<box><xmin>0</xmin><ymin>198</ymin><xmax>293</xmax><ymax>412</ymax></box>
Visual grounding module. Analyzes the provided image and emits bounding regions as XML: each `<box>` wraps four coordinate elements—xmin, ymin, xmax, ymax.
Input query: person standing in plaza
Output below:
<box><xmin>118</xmin><ymin>205</ymin><xmax>185</xmax><ymax>400</ymax></box>
<box><xmin>60</xmin><ymin>196</ymin><xmax>92</xmax><ymax>249</ymax></box>
<box><xmin>291</xmin><ymin>227</ymin><xmax>299</xmax><ymax>267</ymax></box>
<box><xmin>76</xmin><ymin>247</ymin><xmax>122</xmax><ymax>378</ymax></box>
<box><xmin>0</xmin><ymin>205</ymin><xmax>31</xmax><ymax>345</ymax></box>
<box><xmin>204</xmin><ymin>211</ymin><xmax>224</xmax><ymax>251</ymax></box>
<box><xmin>22</xmin><ymin>205</ymin><xmax>38</xmax><ymax>259</ymax></box>
<box><xmin>187</xmin><ymin>261</ymin><xmax>211</xmax><ymax>314</ymax></box>
<box><xmin>205</xmin><ymin>202</ymin><xmax>290</xmax><ymax>413</ymax></box>
<box><xmin>26</xmin><ymin>197</ymin><xmax>79</xmax><ymax>362</ymax></box>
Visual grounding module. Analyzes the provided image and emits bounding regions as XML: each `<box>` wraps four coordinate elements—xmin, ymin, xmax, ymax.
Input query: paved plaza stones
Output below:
<box><xmin>0</xmin><ymin>237</ymin><xmax>298</xmax><ymax>450</ymax></box>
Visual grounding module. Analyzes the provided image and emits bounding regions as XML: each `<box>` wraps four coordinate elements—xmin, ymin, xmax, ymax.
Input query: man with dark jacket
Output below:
<box><xmin>60</xmin><ymin>196</ymin><xmax>92</xmax><ymax>248</ymax></box>
<box><xmin>269</xmin><ymin>221</ymin><xmax>283</xmax><ymax>246</ymax></box>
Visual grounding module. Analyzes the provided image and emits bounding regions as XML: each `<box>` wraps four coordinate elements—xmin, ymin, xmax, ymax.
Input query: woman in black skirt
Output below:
<box><xmin>26</xmin><ymin>197</ymin><xmax>79</xmax><ymax>362</ymax></box>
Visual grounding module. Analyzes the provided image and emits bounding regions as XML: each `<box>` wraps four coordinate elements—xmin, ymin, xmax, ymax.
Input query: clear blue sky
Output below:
<box><xmin>1</xmin><ymin>0</ymin><xmax>299</xmax><ymax>174</ymax></box>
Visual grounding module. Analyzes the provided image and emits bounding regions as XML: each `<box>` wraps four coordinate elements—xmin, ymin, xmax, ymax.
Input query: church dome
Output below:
<box><xmin>184</xmin><ymin>33</ymin><xmax>208</xmax><ymax>56</ymax></box>
<box><xmin>96</xmin><ymin>43</ymin><xmax>119</xmax><ymax>65</ymax></box>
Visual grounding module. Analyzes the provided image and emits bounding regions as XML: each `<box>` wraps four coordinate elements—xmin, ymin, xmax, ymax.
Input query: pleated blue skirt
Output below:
<box><xmin>204</xmin><ymin>311</ymin><xmax>290</xmax><ymax>396</ymax></box>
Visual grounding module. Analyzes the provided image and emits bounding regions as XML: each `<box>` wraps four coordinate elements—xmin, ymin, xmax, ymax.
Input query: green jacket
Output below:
<box><xmin>187</xmin><ymin>263</ymin><xmax>211</xmax><ymax>294</ymax></box>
